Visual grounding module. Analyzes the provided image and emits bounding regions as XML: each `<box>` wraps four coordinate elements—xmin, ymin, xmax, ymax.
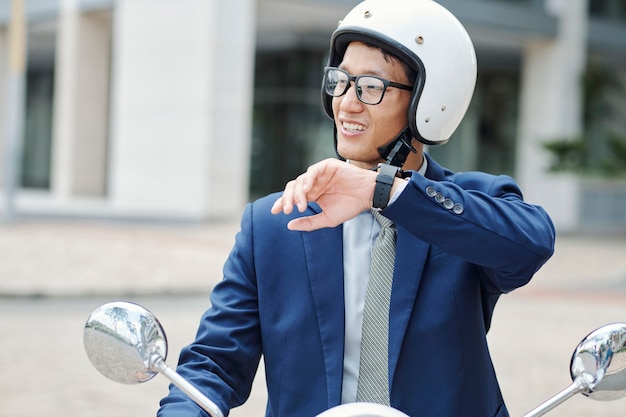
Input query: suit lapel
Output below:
<box><xmin>387</xmin><ymin>224</ymin><xmax>431</xmax><ymax>387</ymax></box>
<box><xmin>302</xmin><ymin>223</ymin><xmax>345</xmax><ymax>406</ymax></box>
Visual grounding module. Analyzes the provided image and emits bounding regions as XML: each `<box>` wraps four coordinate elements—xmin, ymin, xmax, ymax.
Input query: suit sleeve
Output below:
<box><xmin>157</xmin><ymin>203</ymin><xmax>262</xmax><ymax>417</ymax></box>
<box><xmin>383</xmin><ymin>172</ymin><xmax>555</xmax><ymax>293</ymax></box>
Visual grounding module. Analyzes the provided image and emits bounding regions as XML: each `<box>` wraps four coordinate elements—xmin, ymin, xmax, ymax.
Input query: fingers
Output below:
<box><xmin>292</xmin><ymin>174</ymin><xmax>311</xmax><ymax>213</ymax></box>
<box><xmin>270</xmin><ymin>178</ymin><xmax>307</xmax><ymax>215</ymax></box>
<box><xmin>270</xmin><ymin>179</ymin><xmax>294</xmax><ymax>215</ymax></box>
<box><xmin>271</xmin><ymin>180</ymin><xmax>293</xmax><ymax>214</ymax></box>
<box><xmin>272</xmin><ymin>163</ymin><xmax>325</xmax><ymax>215</ymax></box>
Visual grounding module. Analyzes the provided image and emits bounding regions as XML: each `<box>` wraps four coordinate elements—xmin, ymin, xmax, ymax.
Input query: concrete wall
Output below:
<box><xmin>0</xmin><ymin>28</ymin><xmax>6</xmax><ymax>190</ymax></box>
<box><xmin>108</xmin><ymin>0</ymin><xmax>255</xmax><ymax>220</ymax></box>
<box><xmin>51</xmin><ymin>0</ymin><xmax>111</xmax><ymax>199</ymax></box>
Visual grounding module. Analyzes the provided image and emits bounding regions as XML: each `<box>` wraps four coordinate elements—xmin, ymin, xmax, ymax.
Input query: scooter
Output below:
<box><xmin>83</xmin><ymin>301</ymin><xmax>626</xmax><ymax>417</ymax></box>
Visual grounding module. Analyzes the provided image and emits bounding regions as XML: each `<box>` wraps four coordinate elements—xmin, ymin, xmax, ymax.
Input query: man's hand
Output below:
<box><xmin>271</xmin><ymin>159</ymin><xmax>377</xmax><ymax>231</ymax></box>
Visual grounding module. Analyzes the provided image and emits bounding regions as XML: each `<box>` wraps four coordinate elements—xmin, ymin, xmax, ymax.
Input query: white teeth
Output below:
<box><xmin>343</xmin><ymin>122</ymin><xmax>365</xmax><ymax>132</ymax></box>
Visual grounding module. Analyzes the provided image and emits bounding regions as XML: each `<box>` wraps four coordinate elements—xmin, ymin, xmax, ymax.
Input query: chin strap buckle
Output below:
<box><xmin>377</xmin><ymin>126</ymin><xmax>417</xmax><ymax>168</ymax></box>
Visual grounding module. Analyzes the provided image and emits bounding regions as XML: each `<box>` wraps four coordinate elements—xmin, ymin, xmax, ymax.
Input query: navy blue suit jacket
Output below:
<box><xmin>158</xmin><ymin>155</ymin><xmax>555</xmax><ymax>417</ymax></box>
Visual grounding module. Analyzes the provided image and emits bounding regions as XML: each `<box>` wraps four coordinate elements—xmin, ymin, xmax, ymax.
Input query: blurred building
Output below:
<box><xmin>0</xmin><ymin>0</ymin><xmax>625</xmax><ymax>231</ymax></box>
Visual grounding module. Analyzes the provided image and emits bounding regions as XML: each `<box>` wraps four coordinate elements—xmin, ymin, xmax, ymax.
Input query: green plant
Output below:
<box><xmin>543</xmin><ymin>138</ymin><xmax>587</xmax><ymax>172</ymax></box>
<box><xmin>543</xmin><ymin>60</ymin><xmax>626</xmax><ymax>177</ymax></box>
<box><xmin>608</xmin><ymin>132</ymin><xmax>626</xmax><ymax>170</ymax></box>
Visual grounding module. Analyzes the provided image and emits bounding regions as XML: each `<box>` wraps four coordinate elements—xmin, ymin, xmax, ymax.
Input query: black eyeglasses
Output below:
<box><xmin>323</xmin><ymin>67</ymin><xmax>413</xmax><ymax>105</ymax></box>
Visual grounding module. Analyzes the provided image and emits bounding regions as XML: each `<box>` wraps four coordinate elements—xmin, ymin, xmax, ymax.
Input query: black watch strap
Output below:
<box><xmin>372</xmin><ymin>163</ymin><xmax>400</xmax><ymax>210</ymax></box>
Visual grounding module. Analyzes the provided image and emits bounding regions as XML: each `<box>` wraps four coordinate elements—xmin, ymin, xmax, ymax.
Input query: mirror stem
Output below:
<box><xmin>152</xmin><ymin>356</ymin><xmax>225</xmax><ymax>417</ymax></box>
<box><xmin>521</xmin><ymin>376</ymin><xmax>589</xmax><ymax>417</ymax></box>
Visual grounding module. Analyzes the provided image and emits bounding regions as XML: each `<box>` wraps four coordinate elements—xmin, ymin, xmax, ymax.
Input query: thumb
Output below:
<box><xmin>287</xmin><ymin>213</ymin><xmax>330</xmax><ymax>232</ymax></box>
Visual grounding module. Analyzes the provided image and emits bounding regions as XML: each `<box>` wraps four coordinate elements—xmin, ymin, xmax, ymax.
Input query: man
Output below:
<box><xmin>158</xmin><ymin>1</ymin><xmax>555</xmax><ymax>416</ymax></box>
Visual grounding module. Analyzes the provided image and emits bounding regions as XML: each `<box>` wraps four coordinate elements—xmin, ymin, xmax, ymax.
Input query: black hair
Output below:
<box><xmin>368</xmin><ymin>42</ymin><xmax>418</xmax><ymax>85</ymax></box>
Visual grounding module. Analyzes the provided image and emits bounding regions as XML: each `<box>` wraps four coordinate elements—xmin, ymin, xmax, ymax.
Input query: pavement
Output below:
<box><xmin>1</xmin><ymin>218</ymin><xmax>626</xmax><ymax>417</ymax></box>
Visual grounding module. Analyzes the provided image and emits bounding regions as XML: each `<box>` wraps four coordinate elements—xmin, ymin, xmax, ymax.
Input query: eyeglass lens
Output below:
<box><xmin>324</xmin><ymin>68</ymin><xmax>387</xmax><ymax>105</ymax></box>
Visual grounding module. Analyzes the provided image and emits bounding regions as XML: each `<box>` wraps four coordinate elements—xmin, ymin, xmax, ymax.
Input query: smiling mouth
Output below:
<box><xmin>342</xmin><ymin>122</ymin><xmax>365</xmax><ymax>133</ymax></box>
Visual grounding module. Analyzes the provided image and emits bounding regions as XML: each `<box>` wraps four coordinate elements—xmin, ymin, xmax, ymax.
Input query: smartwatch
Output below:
<box><xmin>372</xmin><ymin>163</ymin><xmax>401</xmax><ymax>210</ymax></box>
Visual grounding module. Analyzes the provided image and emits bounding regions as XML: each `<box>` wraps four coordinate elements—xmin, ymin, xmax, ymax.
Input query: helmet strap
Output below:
<box><xmin>377</xmin><ymin>126</ymin><xmax>417</xmax><ymax>167</ymax></box>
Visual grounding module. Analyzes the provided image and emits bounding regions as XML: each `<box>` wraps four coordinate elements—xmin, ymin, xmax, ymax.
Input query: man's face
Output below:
<box><xmin>333</xmin><ymin>41</ymin><xmax>412</xmax><ymax>169</ymax></box>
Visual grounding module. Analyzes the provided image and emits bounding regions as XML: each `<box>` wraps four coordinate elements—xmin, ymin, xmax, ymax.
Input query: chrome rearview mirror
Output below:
<box><xmin>84</xmin><ymin>301</ymin><xmax>224</xmax><ymax>417</ymax></box>
<box><xmin>83</xmin><ymin>301</ymin><xmax>166</xmax><ymax>384</ymax></box>
<box><xmin>523</xmin><ymin>322</ymin><xmax>626</xmax><ymax>417</ymax></box>
<box><xmin>571</xmin><ymin>322</ymin><xmax>626</xmax><ymax>400</ymax></box>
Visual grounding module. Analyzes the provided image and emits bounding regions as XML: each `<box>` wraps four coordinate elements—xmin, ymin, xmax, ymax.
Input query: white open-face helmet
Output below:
<box><xmin>323</xmin><ymin>0</ymin><xmax>477</xmax><ymax>146</ymax></box>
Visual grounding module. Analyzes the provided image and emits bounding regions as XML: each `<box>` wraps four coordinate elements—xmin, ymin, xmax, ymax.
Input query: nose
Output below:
<box><xmin>337</xmin><ymin>82</ymin><xmax>363</xmax><ymax>112</ymax></box>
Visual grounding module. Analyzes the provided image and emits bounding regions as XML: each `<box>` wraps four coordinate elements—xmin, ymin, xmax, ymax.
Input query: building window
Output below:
<box><xmin>22</xmin><ymin>67</ymin><xmax>55</xmax><ymax>189</ymax></box>
<box><xmin>21</xmin><ymin>24</ymin><xmax>57</xmax><ymax>190</ymax></box>
<box><xmin>589</xmin><ymin>0</ymin><xmax>626</xmax><ymax>21</ymax></box>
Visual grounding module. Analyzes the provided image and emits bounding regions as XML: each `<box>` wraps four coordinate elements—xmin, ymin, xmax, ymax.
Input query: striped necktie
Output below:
<box><xmin>356</xmin><ymin>210</ymin><xmax>396</xmax><ymax>405</ymax></box>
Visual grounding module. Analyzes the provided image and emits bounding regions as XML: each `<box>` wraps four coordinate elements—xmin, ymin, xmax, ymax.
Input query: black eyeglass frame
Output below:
<box><xmin>323</xmin><ymin>66</ymin><xmax>413</xmax><ymax>105</ymax></box>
